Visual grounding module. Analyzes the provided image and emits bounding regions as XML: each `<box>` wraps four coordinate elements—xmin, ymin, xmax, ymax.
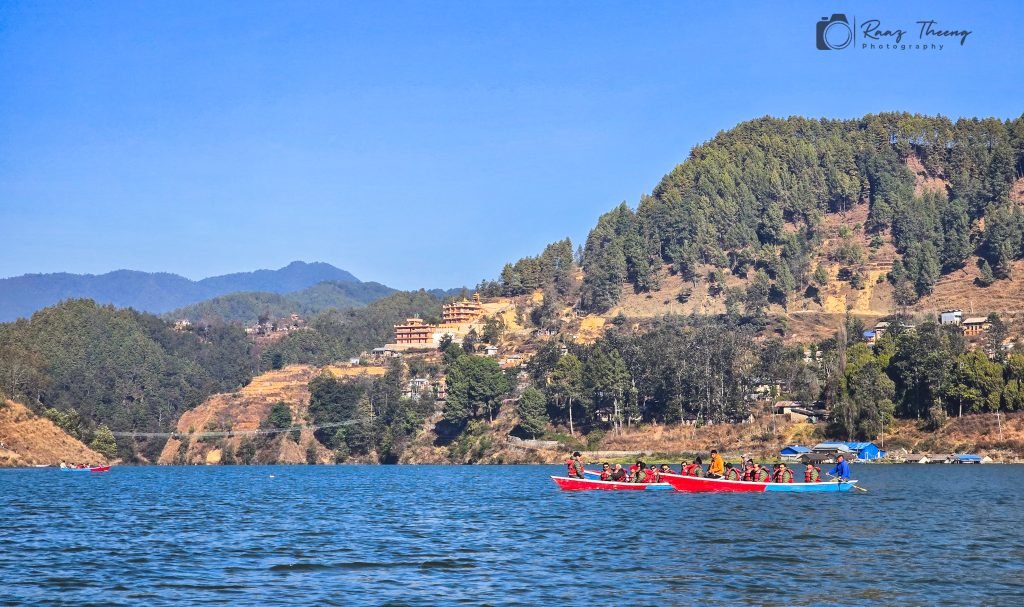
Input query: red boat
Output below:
<box><xmin>61</xmin><ymin>465</ymin><xmax>111</xmax><ymax>473</ymax></box>
<box><xmin>551</xmin><ymin>475</ymin><xmax>673</xmax><ymax>491</ymax></box>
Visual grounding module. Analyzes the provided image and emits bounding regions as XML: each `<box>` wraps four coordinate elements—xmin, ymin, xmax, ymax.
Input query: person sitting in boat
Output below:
<box><xmin>629</xmin><ymin>460</ymin><xmax>641</xmax><ymax>481</ymax></box>
<box><xmin>566</xmin><ymin>452</ymin><xmax>585</xmax><ymax>479</ymax></box>
<box><xmin>690</xmin><ymin>457</ymin><xmax>706</xmax><ymax>478</ymax></box>
<box><xmin>59</xmin><ymin>460</ymin><xmax>67</xmax><ymax>469</ymax></box>
<box><xmin>774</xmin><ymin>463</ymin><xmax>794</xmax><ymax>483</ymax></box>
<box><xmin>659</xmin><ymin>464</ymin><xmax>671</xmax><ymax>477</ymax></box>
<box><xmin>753</xmin><ymin>463</ymin><xmax>771</xmax><ymax>483</ymax></box>
<box><xmin>742</xmin><ymin>459</ymin><xmax>756</xmax><ymax>481</ymax></box>
<box><xmin>610</xmin><ymin>464</ymin><xmax>627</xmax><ymax>482</ymax></box>
<box><xmin>599</xmin><ymin>462</ymin><xmax>612</xmax><ymax>481</ymax></box>
<box><xmin>828</xmin><ymin>455</ymin><xmax>851</xmax><ymax>480</ymax></box>
<box><xmin>804</xmin><ymin>463</ymin><xmax>821</xmax><ymax>483</ymax></box>
<box><xmin>723</xmin><ymin>462</ymin><xmax>742</xmax><ymax>481</ymax></box>
<box><xmin>707</xmin><ymin>450</ymin><xmax>724</xmax><ymax>478</ymax></box>
<box><xmin>636</xmin><ymin>462</ymin><xmax>656</xmax><ymax>483</ymax></box>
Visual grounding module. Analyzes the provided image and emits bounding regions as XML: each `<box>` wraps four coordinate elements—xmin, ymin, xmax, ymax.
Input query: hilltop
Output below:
<box><xmin>165</xmin><ymin>280</ymin><xmax>396</xmax><ymax>325</ymax></box>
<box><xmin>0</xmin><ymin>261</ymin><xmax>364</xmax><ymax>321</ymax></box>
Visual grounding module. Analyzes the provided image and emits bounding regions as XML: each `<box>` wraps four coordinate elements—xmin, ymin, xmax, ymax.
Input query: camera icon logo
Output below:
<box><xmin>817</xmin><ymin>14</ymin><xmax>853</xmax><ymax>50</ymax></box>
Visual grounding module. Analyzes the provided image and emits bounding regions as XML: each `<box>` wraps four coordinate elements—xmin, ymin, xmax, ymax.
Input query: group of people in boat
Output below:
<box><xmin>566</xmin><ymin>451</ymin><xmax>851</xmax><ymax>483</ymax></box>
<box><xmin>59</xmin><ymin>461</ymin><xmax>95</xmax><ymax>469</ymax></box>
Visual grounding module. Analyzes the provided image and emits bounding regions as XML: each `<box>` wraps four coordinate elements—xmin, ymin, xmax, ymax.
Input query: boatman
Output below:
<box><xmin>567</xmin><ymin>451</ymin><xmax>585</xmax><ymax>479</ymax></box>
<box><xmin>828</xmin><ymin>454</ymin><xmax>851</xmax><ymax>480</ymax></box>
<box><xmin>707</xmin><ymin>450</ymin><xmax>724</xmax><ymax>478</ymax></box>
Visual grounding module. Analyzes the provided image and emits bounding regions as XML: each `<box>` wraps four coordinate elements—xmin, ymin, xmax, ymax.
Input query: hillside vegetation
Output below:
<box><xmin>564</xmin><ymin>114</ymin><xmax>1024</xmax><ymax>316</ymax></box>
<box><xmin>0</xmin><ymin>300</ymin><xmax>254</xmax><ymax>462</ymax></box>
<box><xmin>165</xmin><ymin>280</ymin><xmax>395</xmax><ymax>325</ymax></box>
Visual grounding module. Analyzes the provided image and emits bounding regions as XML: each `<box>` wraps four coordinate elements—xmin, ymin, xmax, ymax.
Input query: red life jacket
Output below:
<box><xmin>777</xmin><ymin>469</ymin><xmax>794</xmax><ymax>483</ymax></box>
<box><xmin>647</xmin><ymin>469</ymin><xmax>659</xmax><ymax>483</ymax></box>
<box><xmin>805</xmin><ymin>467</ymin><xmax>821</xmax><ymax>482</ymax></box>
<box><xmin>725</xmin><ymin>468</ymin><xmax>742</xmax><ymax>481</ymax></box>
<box><xmin>755</xmin><ymin>469</ymin><xmax>771</xmax><ymax>483</ymax></box>
<box><xmin>742</xmin><ymin>467</ymin><xmax>755</xmax><ymax>481</ymax></box>
<box><xmin>567</xmin><ymin>460</ymin><xmax>581</xmax><ymax>478</ymax></box>
<box><xmin>683</xmin><ymin>463</ymin><xmax>698</xmax><ymax>476</ymax></box>
<box><xmin>600</xmin><ymin>470</ymin><xmax>611</xmax><ymax>481</ymax></box>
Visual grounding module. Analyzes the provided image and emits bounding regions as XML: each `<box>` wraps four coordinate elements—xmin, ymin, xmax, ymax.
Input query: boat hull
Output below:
<box><xmin>660</xmin><ymin>472</ymin><xmax>856</xmax><ymax>493</ymax></box>
<box><xmin>551</xmin><ymin>476</ymin><xmax>673</xmax><ymax>491</ymax></box>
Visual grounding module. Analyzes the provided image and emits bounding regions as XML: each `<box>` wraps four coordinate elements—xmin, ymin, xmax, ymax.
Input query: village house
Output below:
<box><xmin>173</xmin><ymin>319</ymin><xmax>192</xmax><ymax>331</ymax></box>
<box><xmin>483</xmin><ymin>345</ymin><xmax>499</xmax><ymax>357</ymax></box>
<box><xmin>812</xmin><ymin>441</ymin><xmax>886</xmax><ymax>461</ymax></box>
<box><xmin>780</xmin><ymin>445</ymin><xmax>811</xmax><ymax>462</ymax></box>
<box><xmin>370</xmin><ymin>347</ymin><xmax>402</xmax><ymax>359</ymax></box>
<box><xmin>799</xmin><ymin>452</ymin><xmax>833</xmax><ymax>466</ymax></box>
<box><xmin>939</xmin><ymin>309</ymin><xmax>963</xmax><ymax>326</ymax></box>
<box><xmin>402</xmin><ymin>377</ymin><xmax>432</xmax><ymax>398</ymax></box>
<box><xmin>773</xmin><ymin>402</ymin><xmax>819</xmax><ymax>423</ymax></box>
<box><xmin>962</xmin><ymin>317</ymin><xmax>990</xmax><ymax>337</ymax></box>
<box><xmin>953</xmin><ymin>453</ymin><xmax>992</xmax><ymax>464</ymax></box>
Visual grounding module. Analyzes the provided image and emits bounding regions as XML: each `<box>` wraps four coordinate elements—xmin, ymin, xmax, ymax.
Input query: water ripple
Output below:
<box><xmin>1</xmin><ymin>464</ymin><xmax>1022</xmax><ymax>606</ymax></box>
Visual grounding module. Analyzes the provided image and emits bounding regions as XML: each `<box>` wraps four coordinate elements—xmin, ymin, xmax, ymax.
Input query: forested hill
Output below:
<box><xmin>0</xmin><ymin>299</ymin><xmax>254</xmax><ymax>462</ymax></box>
<box><xmin>497</xmin><ymin>114</ymin><xmax>1024</xmax><ymax>317</ymax></box>
<box><xmin>0</xmin><ymin>261</ymin><xmax>362</xmax><ymax>321</ymax></box>
<box><xmin>166</xmin><ymin>280</ymin><xmax>396</xmax><ymax>325</ymax></box>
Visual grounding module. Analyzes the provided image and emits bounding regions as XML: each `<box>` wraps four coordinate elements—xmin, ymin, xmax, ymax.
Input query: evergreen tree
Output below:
<box><xmin>515</xmin><ymin>387</ymin><xmax>548</xmax><ymax>438</ymax></box>
<box><xmin>89</xmin><ymin>424</ymin><xmax>117</xmax><ymax>459</ymax></box>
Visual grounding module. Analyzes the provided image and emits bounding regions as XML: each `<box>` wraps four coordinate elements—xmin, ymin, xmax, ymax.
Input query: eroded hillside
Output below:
<box><xmin>0</xmin><ymin>400</ymin><xmax>107</xmax><ymax>467</ymax></box>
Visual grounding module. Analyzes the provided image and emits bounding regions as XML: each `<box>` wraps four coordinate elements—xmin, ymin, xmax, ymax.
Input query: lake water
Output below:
<box><xmin>2</xmin><ymin>465</ymin><xmax>1023</xmax><ymax>606</ymax></box>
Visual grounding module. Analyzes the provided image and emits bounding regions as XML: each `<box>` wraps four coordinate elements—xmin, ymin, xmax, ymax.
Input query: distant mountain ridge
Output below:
<box><xmin>0</xmin><ymin>261</ymin><xmax>362</xmax><ymax>321</ymax></box>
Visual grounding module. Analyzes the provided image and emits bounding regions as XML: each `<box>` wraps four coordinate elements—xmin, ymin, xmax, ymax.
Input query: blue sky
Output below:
<box><xmin>1</xmin><ymin>1</ymin><xmax>1022</xmax><ymax>289</ymax></box>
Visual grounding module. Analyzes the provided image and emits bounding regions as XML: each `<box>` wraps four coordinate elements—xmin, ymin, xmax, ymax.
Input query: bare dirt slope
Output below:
<box><xmin>0</xmin><ymin>400</ymin><xmax>106</xmax><ymax>467</ymax></box>
<box><xmin>158</xmin><ymin>365</ymin><xmax>332</xmax><ymax>465</ymax></box>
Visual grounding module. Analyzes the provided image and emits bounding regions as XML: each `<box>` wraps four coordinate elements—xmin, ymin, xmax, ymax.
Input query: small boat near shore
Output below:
<box><xmin>60</xmin><ymin>465</ymin><xmax>111</xmax><ymax>473</ymax></box>
<box><xmin>660</xmin><ymin>472</ymin><xmax>857</xmax><ymax>493</ymax></box>
<box><xmin>551</xmin><ymin>475</ymin><xmax>673</xmax><ymax>490</ymax></box>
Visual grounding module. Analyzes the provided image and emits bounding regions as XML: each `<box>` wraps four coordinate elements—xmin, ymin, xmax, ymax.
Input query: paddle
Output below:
<box><xmin>827</xmin><ymin>473</ymin><xmax>868</xmax><ymax>492</ymax></box>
